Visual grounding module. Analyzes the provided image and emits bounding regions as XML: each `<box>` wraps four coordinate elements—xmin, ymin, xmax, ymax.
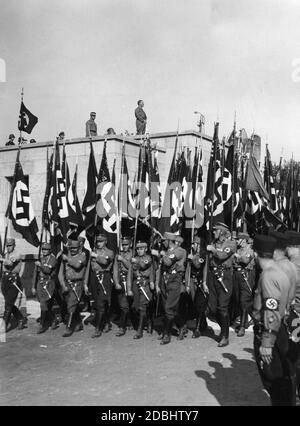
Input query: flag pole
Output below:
<box><xmin>230</xmin><ymin>115</ymin><xmax>237</xmax><ymax>236</ymax></box>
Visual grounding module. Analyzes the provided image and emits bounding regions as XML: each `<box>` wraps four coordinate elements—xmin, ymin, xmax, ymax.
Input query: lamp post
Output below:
<box><xmin>194</xmin><ymin>112</ymin><xmax>205</xmax><ymax>133</ymax></box>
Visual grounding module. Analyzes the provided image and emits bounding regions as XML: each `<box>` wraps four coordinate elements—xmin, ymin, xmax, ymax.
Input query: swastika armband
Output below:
<box><xmin>224</xmin><ymin>247</ymin><xmax>231</xmax><ymax>254</ymax></box>
<box><xmin>263</xmin><ymin>298</ymin><xmax>279</xmax><ymax>311</ymax></box>
<box><xmin>169</xmin><ymin>254</ymin><xmax>175</xmax><ymax>259</ymax></box>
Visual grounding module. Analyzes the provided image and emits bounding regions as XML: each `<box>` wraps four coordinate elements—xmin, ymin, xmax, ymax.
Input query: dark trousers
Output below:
<box><xmin>209</xmin><ymin>268</ymin><xmax>233</xmax><ymax>316</ymax></box>
<box><xmin>161</xmin><ymin>273</ymin><xmax>182</xmax><ymax>320</ymax></box>
<box><xmin>254</xmin><ymin>323</ymin><xmax>296</xmax><ymax>406</ymax></box>
<box><xmin>1</xmin><ymin>273</ymin><xmax>23</xmax><ymax>314</ymax></box>
<box><xmin>90</xmin><ymin>271</ymin><xmax>112</xmax><ymax>315</ymax></box>
<box><xmin>235</xmin><ymin>269</ymin><xmax>255</xmax><ymax>311</ymax></box>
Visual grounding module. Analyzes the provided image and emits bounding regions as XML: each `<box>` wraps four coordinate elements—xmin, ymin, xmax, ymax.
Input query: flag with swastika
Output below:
<box><xmin>8</xmin><ymin>158</ymin><xmax>39</xmax><ymax>247</ymax></box>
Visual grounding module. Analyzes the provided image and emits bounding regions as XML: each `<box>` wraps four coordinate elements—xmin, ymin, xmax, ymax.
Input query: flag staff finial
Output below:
<box><xmin>21</xmin><ymin>87</ymin><xmax>24</xmax><ymax>102</ymax></box>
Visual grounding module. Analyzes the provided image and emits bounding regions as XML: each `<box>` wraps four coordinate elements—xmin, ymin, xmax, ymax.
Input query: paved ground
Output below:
<box><xmin>0</xmin><ymin>301</ymin><xmax>270</xmax><ymax>406</ymax></box>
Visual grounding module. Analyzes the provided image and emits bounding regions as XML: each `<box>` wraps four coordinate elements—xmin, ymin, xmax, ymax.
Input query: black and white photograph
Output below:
<box><xmin>1</xmin><ymin>0</ymin><xmax>300</xmax><ymax>409</ymax></box>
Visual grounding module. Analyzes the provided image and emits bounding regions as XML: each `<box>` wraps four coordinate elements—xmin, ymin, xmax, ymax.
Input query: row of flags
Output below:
<box><xmin>4</xmin><ymin>103</ymin><xmax>300</xmax><ymax>252</ymax></box>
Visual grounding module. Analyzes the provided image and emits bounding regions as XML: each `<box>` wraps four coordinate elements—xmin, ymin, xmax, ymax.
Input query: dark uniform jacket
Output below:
<box><xmin>210</xmin><ymin>238</ymin><xmax>236</xmax><ymax>269</ymax></box>
<box><xmin>289</xmin><ymin>254</ymin><xmax>300</xmax><ymax>313</ymax></box>
<box><xmin>63</xmin><ymin>252</ymin><xmax>87</xmax><ymax>282</ymax></box>
<box><xmin>132</xmin><ymin>254</ymin><xmax>153</xmax><ymax>281</ymax></box>
<box><xmin>252</xmin><ymin>264</ymin><xmax>294</xmax><ymax>348</ymax></box>
<box><xmin>85</xmin><ymin>119</ymin><xmax>97</xmax><ymax>137</ymax></box>
<box><xmin>91</xmin><ymin>247</ymin><xmax>114</xmax><ymax>273</ymax></box>
<box><xmin>113</xmin><ymin>250</ymin><xmax>132</xmax><ymax>289</ymax></box>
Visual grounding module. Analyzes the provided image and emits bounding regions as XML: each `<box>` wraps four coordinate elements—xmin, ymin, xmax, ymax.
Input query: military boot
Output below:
<box><xmin>91</xmin><ymin>312</ymin><xmax>104</xmax><ymax>338</ymax></box>
<box><xmin>237</xmin><ymin>310</ymin><xmax>248</xmax><ymax>337</ymax></box>
<box><xmin>3</xmin><ymin>307</ymin><xmax>12</xmax><ymax>332</ymax></box>
<box><xmin>160</xmin><ymin>318</ymin><xmax>173</xmax><ymax>345</ymax></box>
<box><xmin>116</xmin><ymin>311</ymin><xmax>127</xmax><ymax>337</ymax></box>
<box><xmin>11</xmin><ymin>306</ymin><xmax>26</xmax><ymax>330</ymax></box>
<box><xmin>218</xmin><ymin>314</ymin><xmax>229</xmax><ymax>347</ymax></box>
<box><xmin>37</xmin><ymin>311</ymin><xmax>48</xmax><ymax>334</ymax></box>
<box><xmin>74</xmin><ymin>309</ymin><xmax>83</xmax><ymax>332</ymax></box>
<box><xmin>62</xmin><ymin>312</ymin><xmax>74</xmax><ymax>337</ymax></box>
<box><xmin>133</xmin><ymin>313</ymin><xmax>145</xmax><ymax>339</ymax></box>
<box><xmin>192</xmin><ymin>316</ymin><xmax>201</xmax><ymax>338</ymax></box>
<box><xmin>177</xmin><ymin>324</ymin><xmax>188</xmax><ymax>340</ymax></box>
<box><xmin>51</xmin><ymin>313</ymin><xmax>59</xmax><ymax>330</ymax></box>
<box><xmin>146</xmin><ymin>314</ymin><xmax>153</xmax><ymax>334</ymax></box>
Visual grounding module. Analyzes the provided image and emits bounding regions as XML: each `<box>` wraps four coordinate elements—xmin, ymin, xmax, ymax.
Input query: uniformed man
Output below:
<box><xmin>5</xmin><ymin>134</ymin><xmax>15</xmax><ymax>146</ymax></box>
<box><xmin>269</xmin><ymin>230</ymin><xmax>297</xmax><ymax>306</ymax></box>
<box><xmin>34</xmin><ymin>243</ymin><xmax>57</xmax><ymax>334</ymax></box>
<box><xmin>85</xmin><ymin>112</ymin><xmax>98</xmax><ymax>137</ymax></box>
<box><xmin>207</xmin><ymin>222</ymin><xmax>236</xmax><ymax>347</ymax></box>
<box><xmin>89</xmin><ymin>234</ymin><xmax>114</xmax><ymax>338</ymax></box>
<box><xmin>158</xmin><ymin>233</ymin><xmax>187</xmax><ymax>345</ymax></box>
<box><xmin>58</xmin><ymin>239</ymin><xmax>87</xmax><ymax>337</ymax></box>
<box><xmin>186</xmin><ymin>235</ymin><xmax>209</xmax><ymax>338</ymax></box>
<box><xmin>135</xmin><ymin>100</ymin><xmax>147</xmax><ymax>135</ymax></box>
<box><xmin>285</xmin><ymin>230</ymin><xmax>300</xmax><ymax>401</ymax></box>
<box><xmin>0</xmin><ymin>238</ymin><xmax>26</xmax><ymax>331</ymax></box>
<box><xmin>113</xmin><ymin>236</ymin><xmax>133</xmax><ymax>337</ymax></box>
<box><xmin>252</xmin><ymin>234</ymin><xmax>296</xmax><ymax>406</ymax></box>
<box><xmin>131</xmin><ymin>241</ymin><xmax>153</xmax><ymax>339</ymax></box>
<box><xmin>233</xmin><ymin>232</ymin><xmax>256</xmax><ymax>337</ymax></box>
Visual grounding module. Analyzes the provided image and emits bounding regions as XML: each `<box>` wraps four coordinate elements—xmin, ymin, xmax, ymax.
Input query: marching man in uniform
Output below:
<box><xmin>59</xmin><ymin>239</ymin><xmax>87</xmax><ymax>337</ymax></box>
<box><xmin>34</xmin><ymin>242</ymin><xmax>58</xmax><ymax>334</ymax></box>
<box><xmin>252</xmin><ymin>234</ymin><xmax>296</xmax><ymax>406</ymax></box>
<box><xmin>0</xmin><ymin>238</ymin><xmax>27</xmax><ymax>331</ymax></box>
<box><xmin>89</xmin><ymin>234</ymin><xmax>114</xmax><ymax>338</ymax></box>
<box><xmin>159</xmin><ymin>233</ymin><xmax>187</xmax><ymax>345</ymax></box>
<box><xmin>131</xmin><ymin>241</ymin><xmax>153</xmax><ymax>340</ymax></box>
<box><xmin>113</xmin><ymin>236</ymin><xmax>133</xmax><ymax>337</ymax></box>
<box><xmin>186</xmin><ymin>235</ymin><xmax>209</xmax><ymax>338</ymax></box>
<box><xmin>207</xmin><ymin>222</ymin><xmax>236</xmax><ymax>347</ymax></box>
<box><xmin>285</xmin><ymin>230</ymin><xmax>300</xmax><ymax>402</ymax></box>
<box><xmin>233</xmin><ymin>232</ymin><xmax>255</xmax><ymax>337</ymax></box>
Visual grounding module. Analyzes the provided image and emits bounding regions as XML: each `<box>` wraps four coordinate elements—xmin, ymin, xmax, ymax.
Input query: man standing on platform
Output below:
<box><xmin>85</xmin><ymin>112</ymin><xmax>98</xmax><ymax>137</ymax></box>
<box><xmin>135</xmin><ymin>100</ymin><xmax>147</xmax><ymax>135</ymax></box>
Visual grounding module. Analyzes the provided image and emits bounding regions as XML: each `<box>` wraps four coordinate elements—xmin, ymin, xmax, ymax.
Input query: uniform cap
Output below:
<box><xmin>193</xmin><ymin>236</ymin><xmax>201</xmax><ymax>245</ymax></box>
<box><xmin>41</xmin><ymin>242</ymin><xmax>51</xmax><ymax>250</ymax></box>
<box><xmin>90</xmin><ymin>111</ymin><xmax>96</xmax><ymax>116</ymax></box>
<box><xmin>68</xmin><ymin>239</ymin><xmax>80</xmax><ymax>248</ymax></box>
<box><xmin>253</xmin><ymin>235</ymin><xmax>276</xmax><ymax>257</ymax></box>
<box><xmin>213</xmin><ymin>222</ymin><xmax>229</xmax><ymax>231</ymax></box>
<box><xmin>96</xmin><ymin>234</ymin><xmax>107</xmax><ymax>242</ymax></box>
<box><xmin>285</xmin><ymin>230</ymin><xmax>300</xmax><ymax>247</ymax></box>
<box><xmin>9</xmin><ymin>134</ymin><xmax>15</xmax><ymax>139</ymax></box>
<box><xmin>268</xmin><ymin>230</ymin><xmax>289</xmax><ymax>249</ymax></box>
<box><xmin>136</xmin><ymin>241</ymin><xmax>147</xmax><ymax>248</ymax></box>
<box><xmin>238</xmin><ymin>232</ymin><xmax>250</xmax><ymax>240</ymax></box>
<box><xmin>121</xmin><ymin>237</ymin><xmax>131</xmax><ymax>244</ymax></box>
<box><xmin>6</xmin><ymin>238</ymin><xmax>15</xmax><ymax>246</ymax></box>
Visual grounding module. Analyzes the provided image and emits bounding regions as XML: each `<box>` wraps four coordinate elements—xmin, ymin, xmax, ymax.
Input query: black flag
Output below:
<box><xmin>8</xmin><ymin>158</ymin><xmax>39</xmax><ymax>247</ymax></box>
<box><xmin>18</xmin><ymin>101</ymin><xmax>38</xmax><ymax>134</ymax></box>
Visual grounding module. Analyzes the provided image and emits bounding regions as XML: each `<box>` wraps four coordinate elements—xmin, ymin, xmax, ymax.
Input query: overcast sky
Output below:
<box><xmin>1</xmin><ymin>0</ymin><xmax>300</xmax><ymax>161</ymax></box>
